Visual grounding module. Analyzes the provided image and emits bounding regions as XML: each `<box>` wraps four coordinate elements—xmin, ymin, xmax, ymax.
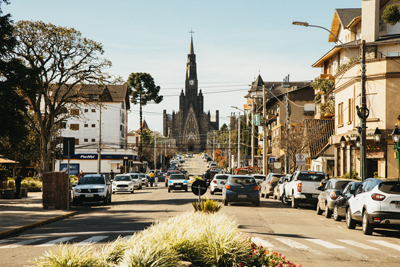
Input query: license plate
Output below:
<box><xmin>86</xmin><ymin>194</ymin><xmax>93</xmax><ymax>198</ymax></box>
<box><xmin>396</xmin><ymin>203</ymin><xmax>400</xmax><ymax>209</ymax></box>
<box><xmin>238</xmin><ymin>195</ymin><xmax>247</xmax><ymax>198</ymax></box>
<box><xmin>175</xmin><ymin>185</ymin><xmax>181</xmax><ymax>187</ymax></box>
<box><xmin>312</xmin><ymin>195</ymin><xmax>319</xmax><ymax>198</ymax></box>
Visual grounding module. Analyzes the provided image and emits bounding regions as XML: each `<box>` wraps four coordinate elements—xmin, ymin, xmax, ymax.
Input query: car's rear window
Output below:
<box><xmin>167</xmin><ymin>171</ymin><xmax>178</xmax><ymax>176</ymax></box>
<box><xmin>333</xmin><ymin>181</ymin><xmax>350</xmax><ymax>190</ymax></box>
<box><xmin>230</xmin><ymin>177</ymin><xmax>256</xmax><ymax>185</ymax></box>
<box><xmin>115</xmin><ymin>175</ymin><xmax>131</xmax><ymax>181</ymax></box>
<box><xmin>379</xmin><ymin>182</ymin><xmax>400</xmax><ymax>194</ymax></box>
<box><xmin>169</xmin><ymin>174</ymin><xmax>185</xmax><ymax>180</ymax></box>
<box><xmin>297</xmin><ymin>173</ymin><xmax>325</xmax><ymax>181</ymax></box>
<box><xmin>78</xmin><ymin>176</ymin><xmax>105</xmax><ymax>185</ymax></box>
<box><xmin>130</xmin><ymin>174</ymin><xmax>139</xmax><ymax>179</ymax></box>
<box><xmin>215</xmin><ymin>175</ymin><xmax>229</xmax><ymax>180</ymax></box>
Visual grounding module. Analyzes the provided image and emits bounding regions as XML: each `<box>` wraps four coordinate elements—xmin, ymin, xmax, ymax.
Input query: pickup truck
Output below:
<box><xmin>282</xmin><ymin>170</ymin><xmax>326</xmax><ymax>208</ymax></box>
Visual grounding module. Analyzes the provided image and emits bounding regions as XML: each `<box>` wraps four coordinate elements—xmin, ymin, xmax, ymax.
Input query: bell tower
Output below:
<box><xmin>185</xmin><ymin>30</ymin><xmax>198</xmax><ymax>98</ymax></box>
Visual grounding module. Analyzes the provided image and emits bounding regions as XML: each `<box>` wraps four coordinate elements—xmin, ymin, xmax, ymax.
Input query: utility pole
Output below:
<box><xmin>238</xmin><ymin>112</ymin><xmax>241</xmax><ymax>168</ymax></box>
<box><xmin>229</xmin><ymin>129</ymin><xmax>231</xmax><ymax>173</ymax></box>
<box><xmin>97</xmin><ymin>104</ymin><xmax>102</xmax><ymax>174</ymax></box>
<box><xmin>251</xmin><ymin>98</ymin><xmax>255</xmax><ymax>167</ymax></box>
<box><xmin>263</xmin><ymin>85</ymin><xmax>267</xmax><ymax>175</ymax></box>
<box><xmin>154</xmin><ymin>135</ymin><xmax>157</xmax><ymax>170</ymax></box>
<box><xmin>359</xmin><ymin>40</ymin><xmax>367</xmax><ymax>181</ymax></box>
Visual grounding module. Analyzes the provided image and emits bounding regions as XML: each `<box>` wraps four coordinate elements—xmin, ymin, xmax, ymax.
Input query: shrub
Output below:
<box><xmin>100</xmin><ymin>236</ymin><xmax>129</xmax><ymax>265</ymax></box>
<box><xmin>383</xmin><ymin>4</ymin><xmax>400</xmax><ymax>26</ymax></box>
<box><xmin>193</xmin><ymin>176</ymin><xmax>203</xmax><ymax>181</ymax></box>
<box><xmin>192</xmin><ymin>197</ymin><xmax>222</xmax><ymax>214</ymax></box>
<box><xmin>32</xmin><ymin>243</ymin><xmax>104</xmax><ymax>267</ymax></box>
<box><xmin>21</xmin><ymin>177</ymin><xmax>43</xmax><ymax>189</ymax></box>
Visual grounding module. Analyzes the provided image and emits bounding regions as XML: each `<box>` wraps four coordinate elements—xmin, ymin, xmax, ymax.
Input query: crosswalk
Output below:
<box><xmin>1</xmin><ymin>233</ymin><xmax>400</xmax><ymax>257</ymax></box>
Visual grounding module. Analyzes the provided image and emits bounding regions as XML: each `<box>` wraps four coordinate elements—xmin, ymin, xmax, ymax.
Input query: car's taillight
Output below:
<box><xmin>213</xmin><ymin>180</ymin><xmax>217</xmax><ymax>184</ymax></box>
<box><xmin>371</xmin><ymin>193</ymin><xmax>386</xmax><ymax>201</ymax></box>
<box><xmin>330</xmin><ymin>191</ymin><xmax>338</xmax><ymax>200</ymax></box>
<box><xmin>297</xmin><ymin>183</ymin><xmax>302</xmax><ymax>193</ymax></box>
<box><xmin>225</xmin><ymin>185</ymin><xmax>232</xmax><ymax>190</ymax></box>
<box><xmin>254</xmin><ymin>185</ymin><xmax>259</xmax><ymax>191</ymax></box>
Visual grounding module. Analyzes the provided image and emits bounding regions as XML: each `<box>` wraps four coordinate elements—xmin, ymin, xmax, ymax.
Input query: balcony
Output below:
<box><xmin>320</xmin><ymin>73</ymin><xmax>334</xmax><ymax>80</ymax></box>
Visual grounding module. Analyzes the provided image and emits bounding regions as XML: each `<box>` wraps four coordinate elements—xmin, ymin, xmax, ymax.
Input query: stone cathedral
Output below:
<box><xmin>163</xmin><ymin>37</ymin><xmax>219</xmax><ymax>152</ymax></box>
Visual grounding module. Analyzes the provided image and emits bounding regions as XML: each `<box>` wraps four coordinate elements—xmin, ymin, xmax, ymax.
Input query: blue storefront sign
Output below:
<box><xmin>60</xmin><ymin>163</ymin><xmax>80</xmax><ymax>176</ymax></box>
<box><xmin>64</xmin><ymin>154</ymin><xmax>134</xmax><ymax>160</ymax></box>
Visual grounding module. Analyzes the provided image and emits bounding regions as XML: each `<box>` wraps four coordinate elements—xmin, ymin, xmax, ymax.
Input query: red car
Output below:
<box><xmin>165</xmin><ymin>170</ymin><xmax>180</xmax><ymax>187</ymax></box>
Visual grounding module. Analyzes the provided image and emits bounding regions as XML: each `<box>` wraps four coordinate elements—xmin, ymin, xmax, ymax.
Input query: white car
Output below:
<box><xmin>168</xmin><ymin>173</ymin><xmax>188</xmax><ymax>192</ymax></box>
<box><xmin>112</xmin><ymin>174</ymin><xmax>134</xmax><ymax>194</ymax></box>
<box><xmin>140</xmin><ymin>173</ymin><xmax>148</xmax><ymax>187</ymax></box>
<box><xmin>273</xmin><ymin>175</ymin><xmax>291</xmax><ymax>200</ymax></box>
<box><xmin>72</xmin><ymin>174</ymin><xmax>112</xmax><ymax>205</ymax></box>
<box><xmin>127</xmin><ymin>173</ymin><xmax>142</xmax><ymax>189</ymax></box>
<box><xmin>210</xmin><ymin>174</ymin><xmax>229</xmax><ymax>195</ymax></box>
<box><xmin>346</xmin><ymin>178</ymin><xmax>400</xmax><ymax>235</ymax></box>
<box><xmin>251</xmin><ymin>174</ymin><xmax>266</xmax><ymax>187</ymax></box>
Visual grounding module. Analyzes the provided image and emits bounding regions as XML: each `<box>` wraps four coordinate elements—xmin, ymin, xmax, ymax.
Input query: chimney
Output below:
<box><xmin>361</xmin><ymin>0</ymin><xmax>379</xmax><ymax>42</ymax></box>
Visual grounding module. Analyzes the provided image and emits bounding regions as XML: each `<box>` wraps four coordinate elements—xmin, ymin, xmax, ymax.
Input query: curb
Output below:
<box><xmin>0</xmin><ymin>211</ymin><xmax>78</xmax><ymax>239</ymax></box>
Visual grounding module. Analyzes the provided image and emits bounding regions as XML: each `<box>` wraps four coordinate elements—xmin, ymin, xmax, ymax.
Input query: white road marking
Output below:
<box><xmin>369</xmin><ymin>240</ymin><xmax>400</xmax><ymax>251</ymax></box>
<box><xmin>275</xmin><ymin>237</ymin><xmax>323</xmax><ymax>255</ymax></box>
<box><xmin>35</xmin><ymin>236</ymin><xmax>77</xmax><ymax>247</ymax></box>
<box><xmin>20</xmin><ymin>230</ymin><xmax>140</xmax><ymax>237</ymax></box>
<box><xmin>337</xmin><ymin>239</ymin><xmax>379</xmax><ymax>250</ymax></box>
<box><xmin>77</xmin><ymin>236</ymin><xmax>108</xmax><ymax>246</ymax></box>
<box><xmin>0</xmin><ymin>238</ymin><xmax>45</xmax><ymax>249</ymax></box>
<box><xmin>251</xmin><ymin>237</ymin><xmax>274</xmax><ymax>248</ymax></box>
<box><xmin>305</xmin><ymin>239</ymin><xmax>345</xmax><ymax>249</ymax></box>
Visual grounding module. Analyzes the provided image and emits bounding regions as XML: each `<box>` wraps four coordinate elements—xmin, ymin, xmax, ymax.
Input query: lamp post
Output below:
<box><xmin>391</xmin><ymin>125</ymin><xmax>400</xmax><ymax>179</ymax></box>
<box><xmin>232</xmin><ymin>106</ymin><xmax>243</xmax><ymax>169</ymax></box>
<box><xmin>293</xmin><ymin>21</ymin><xmax>368</xmax><ymax>181</ymax></box>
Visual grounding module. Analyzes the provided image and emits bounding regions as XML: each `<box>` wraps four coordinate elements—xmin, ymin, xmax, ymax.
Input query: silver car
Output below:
<box><xmin>210</xmin><ymin>174</ymin><xmax>229</xmax><ymax>195</ymax></box>
<box><xmin>72</xmin><ymin>174</ymin><xmax>112</xmax><ymax>205</ymax></box>
<box><xmin>112</xmin><ymin>174</ymin><xmax>135</xmax><ymax>194</ymax></box>
<box><xmin>140</xmin><ymin>173</ymin><xmax>148</xmax><ymax>187</ymax></box>
<box><xmin>127</xmin><ymin>173</ymin><xmax>142</xmax><ymax>189</ymax></box>
<box><xmin>316</xmin><ymin>178</ymin><xmax>352</xmax><ymax>218</ymax></box>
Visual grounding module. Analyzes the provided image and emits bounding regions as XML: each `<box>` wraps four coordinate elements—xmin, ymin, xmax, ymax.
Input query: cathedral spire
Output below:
<box><xmin>189</xmin><ymin>29</ymin><xmax>195</xmax><ymax>55</ymax></box>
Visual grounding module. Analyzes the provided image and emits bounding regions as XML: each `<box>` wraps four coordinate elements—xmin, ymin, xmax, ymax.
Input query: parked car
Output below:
<box><xmin>222</xmin><ymin>175</ymin><xmax>260</xmax><ymax>206</ymax></box>
<box><xmin>210</xmin><ymin>174</ymin><xmax>230</xmax><ymax>195</ymax></box>
<box><xmin>112</xmin><ymin>174</ymin><xmax>135</xmax><ymax>194</ymax></box>
<box><xmin>165</xmin><ymin>170</ymin><xmax>180</xmax><ymax>187</ymax></box>
<box><xmin>72</xmin><ymin>174</ymin><xmax>112</xmax><ymax>205</ymax></box>
<box><xmin>283</xmin><ymin>170</ymin><xmax>326</xmax><ymax>208</ymax></box>
<box><xmin>346</xmin><ymin>178</ymin><xmax>400</xmax><ymax>235</ymax></box>
<box><xmin>260</xmin><ymin>173</ymin><xmax>286</xmax><ymax>199</ymax></box>
<box><xmin>127</xmin><ymin>173</ymin><xmax>142</xmax><ymax>189</ymax></box>
<box><xmin>332</xmin><ymin>181</ymin><xmax>362</xmax><ymax>221</ymax></box>
<box><xmin>139</xmin><ymin>173</ymin><xmax>148</xmax><ymax>187</ymax></box>
<box><xmin>251</xmin><ymin>174</ymin><xmax>266</xmax><ymax>187</ymax></box>
<box><xmin>273</xmin><ymin>174</ymin><xmax>291</xmax><ymax>200</ymax></box>
<box><xmin>167</xmin><ymin>173</ymin><xmax>188</xmax><ymax>192</ymax></box>
<box><xmin>316</xmin><ymin>178</ymin><xmax>353</xmax><ymax>218</ymax></box>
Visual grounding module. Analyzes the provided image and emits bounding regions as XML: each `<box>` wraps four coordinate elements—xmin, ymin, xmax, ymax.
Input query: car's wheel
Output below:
<box><xmin>112</xmin><ymin>192</ymin><xmax>115</xmax><ymax>194</ymax></box>
<box><xmin>146</xmin><ymin>183</ymin><xmax>148</xmax><ymax>187</ymax></box>
<box><xmin>103</xmin><ymin>194</ymin><xmax>108</xmax><ymax>204</ymax></box>
<box><xmin>131</xmin><ymin>190</ymin><xmax>134</xmax><ymax>194</ymax></box>
<box><xmin>223</xmin><ymin>199</ymin><xmax>228</xmax><ymax>206</ymax></box>
<box><xmin>254</xmin><ymin>201</ymin><xmax>260</xmax><ymax>207</ymax></box>
<box><xmin>333</xmin><ymin>205</ymin><xmax>342</xmax><ymax>221</ymax></box>
<box><xmin>185</xmin><ymin>187</ymin><xmax>188</xmax><ymax>192</ymax></box>
<box><xmin>139</xmin><ymin>185</ymin><xmax>142</xmax><ymax>189</ymax></box>
<box><xmin>210</xmin><ymin>190</ymin><xmax>214</xmax><ymax>195</ymax></box>
<box><xmin>346</xmin><ymin>208</ymin><xmax>356</xmax><ymax>229</ymax></box>
<box><xmin>362</xmin><ymin>211</ymin><xmax>374</xmax><ymax>235</ymax></box>
<box><xmin>168</xmin><ymin>188</ymin><xmax>170</xmax><ymax>193</ymax></box>
<box><xmin>316</xmin><ymin>203</ymin><xmax>323</xmax><ymax>215</ymax></box>
<box><xmin>325</xmin><ymin>204</ymin><xmax>332</xmax><ymax>218</ymax></box>
<box><xmin>281</xmin><ymin>192</ymin><xmax>289</xmax><ymax>205</ymax></box>
<box><xmin>291</xmin><ymin>197</ymin><xmax>299</xmax><ymax>208</ymax></box>
<box><xmin>72</xmin><ymin>199</ymin><xmax>79</xmax><ymax>206</ymax></box>
<box><xmin>108</xmin><ymin>194</ymin><xmax>112</xmax><ymax>204</ymax></box>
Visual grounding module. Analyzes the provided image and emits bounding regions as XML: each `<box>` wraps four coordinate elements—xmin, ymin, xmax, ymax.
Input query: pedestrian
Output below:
<box><xmin>15</xmin><ymin>170</ymin><xmax>23</xmax><ymax>199</ymax></box>
<box><xmin>78</xmin><ymin>170</ymin><xmax>84</xmax><ymax>180</ymax></box>
<box><xmin>149</xmin><ymin>172</ymin><xmax>154</xmax><ymax>187</ymax></box>
<box><xmin>154</xmin><ymin>171</ymin><xmax>158</xmax><ymax>187</ymax></box>
<box><xmin>27</xmin><ymin>170</ymin><xmax>33</xmax><ymax>177</ymax></box>
<box><xmin>110</xmin><ymin>170</ymin><xmax>115</xmax><ymax>180</ymax></box>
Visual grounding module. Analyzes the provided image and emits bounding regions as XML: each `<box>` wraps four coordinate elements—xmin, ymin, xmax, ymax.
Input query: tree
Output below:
<box><xmin>282</xmin><ymin>125</ymin><xmax>308</xmax><ymax>173</ymax></box>
<box><xmin>126</xmin><ymin>73</ymin><xmax>163</xmax><ymax>159</ymax></box>
<box><xmin>12</xmin><ymin>20</ymin><xmax>114</xmax><ymax>173</ymax></box>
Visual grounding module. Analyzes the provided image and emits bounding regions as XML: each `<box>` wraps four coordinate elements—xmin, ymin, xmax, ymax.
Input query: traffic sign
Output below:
<box><xmin>296</xmin><ymin>153</ymin><xmax>306</xmax><ymax>166</ymax></box>
<box><xmin>192</xmin><ymin>180</ymin><xmax>207</xmax><ymax>196</ymax></box>
<box><xmin>269</xmin><ymin>157</ymin><xmax>276</xmax><ymax>164</ymax></box>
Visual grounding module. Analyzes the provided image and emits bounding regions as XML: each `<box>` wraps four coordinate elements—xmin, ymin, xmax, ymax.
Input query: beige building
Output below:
<box><xmin>311</xmin><ymin>0</ymin><xmax>400</xmax><ymax>178</ymax></box>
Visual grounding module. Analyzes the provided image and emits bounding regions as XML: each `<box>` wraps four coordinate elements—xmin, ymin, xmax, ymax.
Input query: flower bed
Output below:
<box><xmin>32</xmin><ymin>212</ymin><xmax>301</xmax><ymax>267</ymax></box>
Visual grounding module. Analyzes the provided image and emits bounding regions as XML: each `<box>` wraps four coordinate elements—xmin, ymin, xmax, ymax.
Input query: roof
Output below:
<box><xmin>136</xmin><ymin>120</ymin><xmax>150</xmax><ymax>133</ymax></box>
<box><xmin>304</xmin><ymin>119</ymin><xmax>335</xmax><ymax>159</ymax></box>
<box><xmin>330</xmin><ymin>9</ymin><xmax>361</xmax><ymax>42</ymax></box>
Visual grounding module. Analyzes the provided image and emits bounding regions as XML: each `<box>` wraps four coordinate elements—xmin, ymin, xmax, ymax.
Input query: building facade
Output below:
<box><xmin>163</xmin><ymin>37</ymin><xmax>219</xmax><ymax>152</ymax></box>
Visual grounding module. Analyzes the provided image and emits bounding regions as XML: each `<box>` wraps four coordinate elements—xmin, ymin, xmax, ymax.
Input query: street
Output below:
<box><xmin>1</xmin><ymin>155</ymin><xmax>400</xmax><ymax>267</ymax></box>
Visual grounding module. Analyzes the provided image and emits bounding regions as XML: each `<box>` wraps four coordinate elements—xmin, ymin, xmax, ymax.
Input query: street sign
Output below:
<box><xmin>269</xmin><ymin>157</ymin><xmax>276</xmax><ymax>164</ymax></box>
<box><xmin>192</xmin><ymin>180</ymin><xmax>207</xmax><ymax>196</ymax></box>
<box><xmin>296</xmin><ymin>153</ymin><xmax>306</xmax><ymax>166</ymax></box>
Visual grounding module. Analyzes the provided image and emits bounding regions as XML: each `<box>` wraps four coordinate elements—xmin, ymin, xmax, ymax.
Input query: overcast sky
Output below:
<box><xmin>3</xmin><ymin>0</ymin><xmax>360</xmax><ymax>133</ymax></box>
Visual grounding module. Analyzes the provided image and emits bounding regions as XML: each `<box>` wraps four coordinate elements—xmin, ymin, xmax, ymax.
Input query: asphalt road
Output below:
<box><xmin>1</xmin><ymin>155</ymin><xmax>400</xmax><ymax>267</ymax></box>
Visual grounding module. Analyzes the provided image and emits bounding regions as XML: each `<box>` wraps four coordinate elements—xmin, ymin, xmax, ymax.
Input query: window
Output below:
<box><xmin>84</xmin><ymin>124</ymin><xmax>88</xmax><ymax>128</ymax></box>
<box><xmin>388</xmin><ymin>51</ymin><xmax>399</xmax><ymax>57</ymax></box>
<box><xmin>91</xmin><ymin>139</ymin><xmax>95</xmax><ymax>142</ymax></box>
<box><xmin>71</xmin><ymin>109</ymin><xmax>79</xmax><ymax>116</ymax></box>
<box><xmin>75</xmin><ymin>139</ymin><xmax>79</xmax><ymax>145</ymax></box>
<box><xmin>338</xmin><ymin>102</ymin><xmax>344</xmax><ymax>126</ymax></box>
<box><xmin>60</xmin><ymin>121</ymin><xmax>66</xmax><ymax>129</ymax></box>
<box><xmin>91</xmin><ymin>109</ymin><xmax>96</xmax><ymax>113</ymax></box>
<box><xmin>84</xmin><ymin>138</ymin><xmax>88</xmax><ymax>142</ymax></box>
<box><xmin>70</xmin><ymin>124</ymin><xmax>79</xmax><ymax>131</ymax></box>
<box><xmin>91</xmin><ymin>124</ymin><xmax>95</xmax><ymax>128</ymax></box>
<box><xmin>84</xmin><ymin>109</ymin><xmax>89</xmax><ymax>113</ymax></box>
<box><xmin>348</xmin><ymin>98</ymin><xmax>353</xmax><ymax>123</ymax></box>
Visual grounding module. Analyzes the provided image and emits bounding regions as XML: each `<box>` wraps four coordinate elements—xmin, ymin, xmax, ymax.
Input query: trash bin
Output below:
<box><xmin>1</xmin><ymin>189</ymin><xmax>15</xmax><ymax>199</ymax></box>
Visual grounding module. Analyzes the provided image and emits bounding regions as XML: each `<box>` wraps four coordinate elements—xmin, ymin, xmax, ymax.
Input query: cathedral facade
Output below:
<box><xmin>163</xmin><ymin>37</ymin><xmax>219</xmax><ymax>152</ymax></box>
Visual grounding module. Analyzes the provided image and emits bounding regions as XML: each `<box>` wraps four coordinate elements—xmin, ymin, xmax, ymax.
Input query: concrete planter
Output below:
<box><xmin>0</xmin><ymin>189</ymin><xmax>15</xmax><ymax>199</ymax></box>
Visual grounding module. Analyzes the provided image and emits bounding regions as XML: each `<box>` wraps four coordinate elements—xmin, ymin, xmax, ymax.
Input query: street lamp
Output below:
<box><xmin>391</xmin><ymin>125</ymin><xmax>400</xmax><ymax>179</ymax></box>
<box><xmin>293</xmin><ymin>21</ymin><xmax>368</xmax><ymax>181</ymax></box>
<box><xmin>373</xmin><ymin>127</ymin><xmax>382</xmax><ymax>143</ymax></box>
<box><xmin>231</xmin><ymin>106</ymin><xmax>242</xmax><ymax>169</ymax></box>
<box><xmin>340</xmin><ymin>136</ymin><xmax>346</xmax><ymax>148</ymax></box>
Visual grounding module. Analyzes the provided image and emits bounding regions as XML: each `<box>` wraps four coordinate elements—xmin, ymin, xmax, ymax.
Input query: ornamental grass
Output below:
<box><xmin>192</xmin><ymin>197</ymin><xmax>222</xmax><ymax>213</ymax></box>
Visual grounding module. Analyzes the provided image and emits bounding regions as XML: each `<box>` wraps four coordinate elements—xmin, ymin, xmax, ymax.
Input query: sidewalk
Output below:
<box><xmin>0</xmin><ymin>192</ymin><xmax>77</xmax><ymax>239</ymax></box>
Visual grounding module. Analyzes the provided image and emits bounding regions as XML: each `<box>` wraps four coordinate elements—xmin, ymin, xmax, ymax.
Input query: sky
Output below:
<box><xmin>3</xmin><ymin>0</ymin><xmax>361</xmax><ymax>133</ymax></box>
